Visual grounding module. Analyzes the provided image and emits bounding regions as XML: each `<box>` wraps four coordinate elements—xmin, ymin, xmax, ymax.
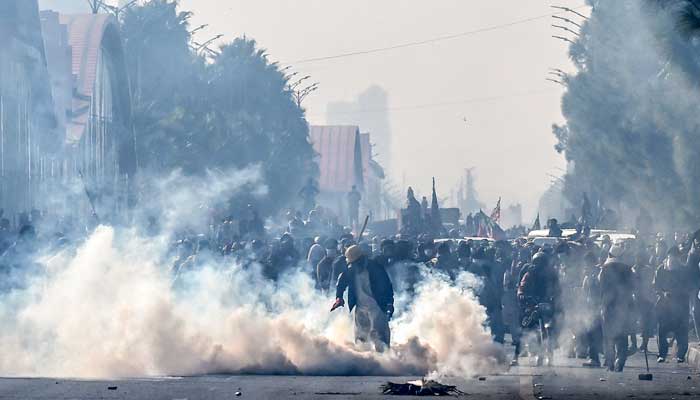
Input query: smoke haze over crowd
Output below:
<box><xmin>0</xmin><ymin>170</ymin><xmax>504</xmax><ymax>379</ymax></box>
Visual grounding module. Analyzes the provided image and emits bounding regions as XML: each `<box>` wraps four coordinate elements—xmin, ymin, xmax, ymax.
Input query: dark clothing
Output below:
<box><xmin>299</xmin><ymin>182</ymin><xmax>319</xmax><ymax>213</ymax></box>
<box><xmin>654</xmin><ymin>264</ymin><xmax>693</xmax><ymax>360</ymax></box>
<box><xmin>598</xmin><ymin>260</ymin><xmax>635</xmax><ymax>371</ymax></box>
<box><xmin>517</xmin><ymin>264</ymin><xmax>559</xmax><ymax>305</ymax></box>
<box><xmin>431</xmin><ymin>254</ymin><xmax>460</xmax><ymax>280</ymax></box>
<box><xmin>240</xmin><ymin>217</ymin><xmax>264</xmax><ymax>239</ymax></box>
<box><xmin>335</xmin><ymin>258</ymin><xmax>394</xmax><ymax>314</ymax></box>
<box><xmin>471</xmin><ymin>259</ymin><xmax>504</xmax><ymax>343</ymax></box>
<box><xmin>548</xmin><ymin>225</ymin><xmax>563</xmax><ymax>238</ymax></box>
<box><xmin>599</xmin><ymin>261</ymin><xmax>635</xmax><ymax>336</ymax></box>
<box><xmin>266</xmin><ymin>245</ymin><xmax>300</xmax><ymax>280</ymax></box>
<box><xmin>331</xmin><ymin>256</ymin><xmax>348</xmax><ymax>287</ymax></box>
<box><xmin>316</xmin><ymin>256</ymin><xmax>335</xmax><ymax>292</ymax></box>
<box><xmin>633</xmin><ymin>264</ymin><xmax>656</xmax><ymax>342</ymax></box>
<box><xmin>347</xmin><ymin>190</ymin><xmax>362</xmax><ymax>225</ymax></box>
<box><xmin>659</xmin><ymin>316</ymin><xmax>689</xmax><ymax>360</ymax></box>
<box><xmin>582</xmin><ymin>266</ymin><xmax>603</xmax><ymax>363</ymax></box>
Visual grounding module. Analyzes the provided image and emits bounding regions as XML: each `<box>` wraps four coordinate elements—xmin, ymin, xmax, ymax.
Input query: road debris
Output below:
<box><xmin>107</xmin><ymin>386</ymin><xmax>117</xmax><ymax>390</ymax></box>
<box><xmin>235</xmin><ymin>391</ymin><xmax>242</xmax><ymax>396</ymax></box>
<box><xmin>381</xmin><ymin>379</ymin><xmax>466</xmax><ymax>396</ymax></box>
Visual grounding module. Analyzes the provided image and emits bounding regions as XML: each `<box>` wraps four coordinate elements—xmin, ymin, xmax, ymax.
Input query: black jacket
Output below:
<box><xmin>335</xmin><ymin>257</ymin><xmax>394</xmax><ymax>313</ymax></box>
<box><xmin>316</xmin><ymin>256</ymin><xmax>334</xmax><ymax>291</ymax></box>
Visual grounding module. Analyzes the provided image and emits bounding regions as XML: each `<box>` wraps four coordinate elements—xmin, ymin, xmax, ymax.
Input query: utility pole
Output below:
<box><xmin>283</xmin><ymin>68</ymin><xmax>319</xmax><ymax>108</ymax></box>
<box><xmin>547</xmin><ymin>5</ymin><xmax>588</xmax><ymax>86</ymax></box>
<box><xmin>86</xmin><ymin>0</ymin><xmax>103</xmax><ymax>14</ymax></box>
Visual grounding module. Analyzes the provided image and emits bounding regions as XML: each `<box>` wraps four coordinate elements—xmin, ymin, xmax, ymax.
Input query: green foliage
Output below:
<box><xmin>554</xmin><ymin>0</ymin><xmax>700</xmax><ymax>230</ymax></box>
<box><xmin>120</xmin><ymin>0</ymin><xmax>316</xmax><ymax>215</ymax></box>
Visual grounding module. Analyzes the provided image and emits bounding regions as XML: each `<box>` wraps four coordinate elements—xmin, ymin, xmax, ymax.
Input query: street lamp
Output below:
<box><xmin>552</xmin><ymin>35</ymin><xmax>576</xmax><ymax>45</ymax></box>
<box><xmin>551</xmin><ymin>5</ymin><xmax>588</xmax><ymax>20</ymax></box>
<box><xmin>196</xmin><ymin>34</ymin><xmax>224</xmax><ymax>51</ymax></box>
<box><xmin>552</xmin><ymin>15</ymin><xmax>582</xmax><ymax>29</ymax></box>
<box><xmin>190</xmin><ymin>24</ymin><xmax>208</xmax><ymax>35</ymax></box>
<box><xmin>86</xmin><ymin>0</ymin><xmax>103</xmax><ymax>14</ymax></box>
<box><xmin>552</xmin><ymin>24</ymin><xmax>580</xmax><ymax>37</ymax></box>
<box><xmin>293</xmin><ymin>82</ymin><xmax>320</xmax><ymax>107</ymax></box>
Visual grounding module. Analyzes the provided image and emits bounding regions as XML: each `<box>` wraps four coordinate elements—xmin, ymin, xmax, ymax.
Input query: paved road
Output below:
<box><xmin>1</xmin><ymin>345</ymin><xmax>699</xmax><ymax>399</ymax></box>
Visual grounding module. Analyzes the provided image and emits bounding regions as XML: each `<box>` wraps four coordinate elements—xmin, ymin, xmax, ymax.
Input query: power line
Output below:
<box><xmin>291</xmin><ymin>5</ymin><xmax>588</xmax><ymax>64</ymax></box>
<box><xmin>308</xmin><ymin>87</ymin><xmax>559</xmax><ymax>117</ymax></box>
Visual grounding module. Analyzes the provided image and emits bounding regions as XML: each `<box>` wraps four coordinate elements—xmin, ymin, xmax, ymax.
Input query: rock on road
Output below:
<box><xmin>1</xmin><ymin>344</ymin><xmax>699</xmax><ymax>399</ymax></box>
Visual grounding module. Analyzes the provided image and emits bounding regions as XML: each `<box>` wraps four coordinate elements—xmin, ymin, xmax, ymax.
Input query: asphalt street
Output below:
<box><xmin>1</xmin><ymin>343</ymin><xmax>699</xmax><ymax>399</ymax></box>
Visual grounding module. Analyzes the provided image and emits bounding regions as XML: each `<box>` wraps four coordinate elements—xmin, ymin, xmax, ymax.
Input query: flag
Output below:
<box><xmin>532</xmin><ymin>213</ymin><xmax>541</xmax><ymax>230</ymax></box>
<box><xmin>476</xmin><ymin>210</ymin><xmax>506</xmax><ymax>240</ymax></box>
<box><xmin>490</xmin><ymin>197</ymin><xmax>501</xmax><ymax>223</ymax></box>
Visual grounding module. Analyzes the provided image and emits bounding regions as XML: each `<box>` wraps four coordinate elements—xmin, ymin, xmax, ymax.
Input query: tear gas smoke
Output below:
<box><xmin>556</xmin><ymin>0</ymin><xmax>700</xmax><ymax>231</ymax></box>
<box><xmin>0</xmin><ymin>169</ymin><xmax>504</xmax><ymax>379</ymax></box>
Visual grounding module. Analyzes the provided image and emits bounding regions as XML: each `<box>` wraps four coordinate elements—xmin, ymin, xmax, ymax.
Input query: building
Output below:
<box><xmin>0</xmin><ymin>0</ymin><xmax>60</xmax><ymax>220</ymax></box>
<box><xmin>309</xmin><ymin>125</ymin><xmax>385</xmax><ymax>223</ymax></box>
<box><xmin>0</xmin><ymin>0</ymin><xmax>136</xmax><ymax>223</ymax></box>
<box><xmin>49</xmin><ymin>12</ymin><xmax>136</xmax><ymax>218</ymax></box>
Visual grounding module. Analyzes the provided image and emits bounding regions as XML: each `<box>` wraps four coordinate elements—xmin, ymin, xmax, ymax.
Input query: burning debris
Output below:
<box><xmin>380</xmin><ymin>379</ymin><xmax>466</xmax><ymax>396</ymax></box>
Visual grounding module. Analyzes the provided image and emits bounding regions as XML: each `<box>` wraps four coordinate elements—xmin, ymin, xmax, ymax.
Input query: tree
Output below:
<box><xmin>204</xmin><ymin>37</ymin><xmax>316</xmax><ymax>212</ymax></box>
<box><xmin>119</xmin><ymin>0</ymin><xmax>316</xmax><ymax>216</ymax></box>
<box><xmin>120</xmin><ymin>0</ymin><xmax>205</xmax><ymax>173</ymax></box>
<box><xmin>554</xmin><ymin>0</ymin><xmax>700</xmax><ymax>230</ymax></box>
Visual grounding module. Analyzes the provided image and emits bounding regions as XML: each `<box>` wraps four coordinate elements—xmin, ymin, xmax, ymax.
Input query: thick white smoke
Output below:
<box><xmin>0</xmin><ymin>168</ymin><xmax>505</xmax><ymax>379</ymax></box>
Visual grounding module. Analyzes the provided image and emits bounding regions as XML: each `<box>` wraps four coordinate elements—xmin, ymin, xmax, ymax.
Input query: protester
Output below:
<box><xmin>8</xmin><ymin>175</ymin><xmax>700</xmax><ymax>372</ymax></box>
<box><xmin>347</xmin><ymin>185</ymin><xmax>362</xmax><ymax>228</ymax></box>
<box><xmin>654</xmin><ymin>247</ymin><xmax>692</xmax><ymax>363</ymax></box>
<box><xmin>332</xmin><ymin>245</ymin><xmax>394</xmax><ymax>351</ymax></box>
<box><xmin>598</xmin><ymin>243</ymin><xmax>635</xmax><ymax>372</ymax></box>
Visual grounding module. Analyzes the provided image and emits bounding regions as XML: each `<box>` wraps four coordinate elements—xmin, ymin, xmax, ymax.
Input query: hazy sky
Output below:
<box><xmin>40</xmin><ymin>0</ymin><xmax>589</xmax><ymax>218</ymax></box>
<box><xmin>177</xmin><ymin>0</ymin><xmax>588</xmax><ymax>218</ymax></box>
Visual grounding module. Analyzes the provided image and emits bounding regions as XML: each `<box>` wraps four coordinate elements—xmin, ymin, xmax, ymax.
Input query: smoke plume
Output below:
<box><xmin>0</xmin><ymin>169</ymin><xmax>504</xmax><ymax>379</ymax></box>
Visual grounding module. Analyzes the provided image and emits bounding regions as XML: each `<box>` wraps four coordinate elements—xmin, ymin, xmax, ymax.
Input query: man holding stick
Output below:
<box><xmin>331</xmin><ymin>244</ymin><xmax>394</xmax><ymax>352</ymax></box>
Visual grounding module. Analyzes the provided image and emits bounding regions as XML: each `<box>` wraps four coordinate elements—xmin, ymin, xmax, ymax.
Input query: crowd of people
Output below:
<box><xmin>164</xmin><ymin>195</ymin><xmax>700</xmax><ymax>373</ymax></box>
<box><xmin>2</xmin><ymin>189</ymin><xmax>700</xmax><ymax>374</ymax></box>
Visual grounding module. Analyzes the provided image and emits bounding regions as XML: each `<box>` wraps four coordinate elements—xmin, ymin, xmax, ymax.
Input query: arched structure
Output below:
<box><xmin>0</xmin><ymin>3</ymin><xmax>136</xmax><ymax>224</ymax></box>
<box><xmin>56</xmin><ymin>13</ymin><xmax>136</xmax><ymax>219</ymax></box>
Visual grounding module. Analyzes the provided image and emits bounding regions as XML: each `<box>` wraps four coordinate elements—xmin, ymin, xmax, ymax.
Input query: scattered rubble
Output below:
<box><xmin>381</xmin><ymin>379</ymin><xmax>466</xmax><ymax>396</ymax></box>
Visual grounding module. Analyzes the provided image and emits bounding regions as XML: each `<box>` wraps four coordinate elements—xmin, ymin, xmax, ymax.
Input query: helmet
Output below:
<box><xmin>609</xmin><ymin>243</ymin><xmax>625</xmax><ymax>258</ymax></box>
<box><xmin>345</xmin><ymin>245</ymin><xmax>364</xmax><ymax>264</ymax></box>
<box><xmin>531</xmin><ymin>251</ymin><xmax>548</xmax><ymax>268</ymax></box>
<box><xmin>324</xmin><ymin>238</ymin><xmax>338</xmax><ymax>250</ymax></box>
